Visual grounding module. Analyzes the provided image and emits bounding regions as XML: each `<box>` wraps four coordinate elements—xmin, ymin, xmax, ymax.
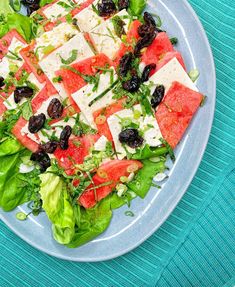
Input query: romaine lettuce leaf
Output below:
<box><xmin>39</xmin><ymin>173</ymin><xmax>75</xmax><ymax>244</ymax></box>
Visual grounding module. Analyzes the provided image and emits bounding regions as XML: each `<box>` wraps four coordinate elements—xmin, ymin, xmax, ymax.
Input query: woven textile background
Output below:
<box><xmin>0</xmin><ymin>0</ymin><xmax>235</xmax><ymax>286</ymax></box>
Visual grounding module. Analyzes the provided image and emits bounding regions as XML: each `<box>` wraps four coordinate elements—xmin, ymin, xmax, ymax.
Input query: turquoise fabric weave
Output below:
<box><xmin>0</xmin><ymin>0</ymin><xmax>235</xmax><ymax>286</ymax></box>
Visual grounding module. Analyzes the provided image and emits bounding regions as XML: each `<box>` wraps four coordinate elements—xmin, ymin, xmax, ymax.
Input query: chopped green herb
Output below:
<box><xmin>125</xmin><ymin>210</ymin><xmax>135</xmax><ymax>217</ymax></box>
<box><xmin>52</xmin><ymin>75</ymin><xmax>63</xmax><ymax>83</ymax></box>
<box><xmin>16</xmin><ymin>212</ymin><xmax>27</xmax><ymax>221</ymax></box>
<box><xmin>160</xmin><ymin>138</ymin><xmax>175</xmax><ymax>162</ymax></box>
<box><xmin>188</xmin><ymin>69</ymin><xmax>200</xmax><ymax>82</ymax></box>
<box><xmin>112</xmin><ymin>16</ymin><xmax>126</xmax><ymax>38</ymax></box>
<box><xmin>21</xmin><ymin>101</ymin><xmax>33</xmax><ymax>121</ymax></box>
<box><xmin>170</xmin><ymin>37</ymin><xmax>178</xmax><ymax>45</ymax></box>
<box><xmin>200</xmin><ymin>95</ymin><xmax>207</xmax><ymax>107</ymax></box>
<box><xmin>60</xmin><ymin>50</ymin><xmax>78</xmax><ymax>65</ymax></box>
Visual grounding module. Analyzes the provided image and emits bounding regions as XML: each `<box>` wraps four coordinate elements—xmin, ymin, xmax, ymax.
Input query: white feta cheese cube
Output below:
<box><xmin>43</xmin><ymin>0</ymin><xmax>75</xmax><ymax>22</ymax></box>
<box><xmin>89</xmin><ymin>10</ymin><xmax>131</xmax><ymax>59</ymax></box>
<box><xmin>35</xmin><ymin>22</ymin><xmax>79</xmax><ymax>61</ymax></box>
<box><xmin>71</xmin><ymin>67</ymin><xmax>117</xmax><ymax>127</ymax></box>
<box><xmin>93</xmin><ymin>135</ymin><xmax>108</xmax><ymax>151</ymax></box>
<box><xmin>39</xmin><ymin>33</ymin><xmax>94</xmax><ymax>98</ymax></box>
<box><xmin>149</xmin><ymin>57</ymin><xmax>198</xmax><ymax>94</ymax></box>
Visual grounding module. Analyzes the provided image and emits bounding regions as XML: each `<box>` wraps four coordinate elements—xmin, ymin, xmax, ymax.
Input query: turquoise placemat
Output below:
<box><xmin>0</xmin><ymin>0</ymin><xmax>235</xmax><ymax>286</ymax></box>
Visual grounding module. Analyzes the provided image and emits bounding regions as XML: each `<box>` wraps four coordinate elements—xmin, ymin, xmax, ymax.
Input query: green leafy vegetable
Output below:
<box><xmin>39</xmin><ymin>0</ymin><xmax>54</xmax><ymax>7</ymax></box>
<box><xmin>0</xmin><ymin>11</ymin><xmax>35</xmax><ymax>42</ymax></box>
<box><xmin>127</xmin><ymin>159</ymin><xmax>166</xmax><ymax>198</ymax></box>
<box><xmin>66</xmin><ymin>198</ymin><xmax>112</xmax><ymax>248</ymax></box>
<box><xmin>10</xmin><ymin>0</ymin><xmax>21</xmax><ymax>12</ymax></box>
<box><xmin>0</xmin><ymin>139</ymin><xmax>41</xmax><ymax>211</ymax></box>
<box><xmin>131</xmin><ymin>144</ymin><xmax>168</xmax><ymax>160</ymax></box>
<box><xmin>128</xmin><ymin>0</ymin><xmax>147</xmax><ymax>17</ymax></box>
<box><xmin>39</xmin><ymin>173</ymin><xmax>75</xmax><ymax>244</ymax></box>
<box><xmin>21</xmin><ymin>100</ymin><xmax>33</xmax><ymax>121</ymax></box>
<box><xmin>60</xmin><ymin>50</ymin><xmax>78</xmax><ymax>65</ymax></box>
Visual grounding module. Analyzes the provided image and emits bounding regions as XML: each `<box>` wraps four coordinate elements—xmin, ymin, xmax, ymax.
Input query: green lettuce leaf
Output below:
<box><xmin>127</xmin><ymin>159</ymin><xmax>166</xmax><ymax>198</ymax></box>
<box><xmin>0</xmin><ymin>138</ymin><xmax>38</xmax><ymax>211</ymax></box>
<box><xmin>39</xmin><ymin>0</ymin><xmax>54</xmax><ymax>7</ymax></box>
<box><xmin>66</xmin><ymin>198</ymin><xmax>112</xmax><ymax>248</ymax></box>
<box><xmin>128</xmin><ymin>0</ymin><xmax>147</xmax><ymax>17</ymax></box>
<box><xmin>39</xmin><ymin>173</ymin><xmax>75</xmax><ymax>244</ymax></box>
<box><xmin>0</xmin><ymin>0</ymin><xmax>36</xmax><ymax>41</ymax></box>
<box><xmin>0</xmin><ymin>0</ymin><xmax>13</xmax><ymax>14</ymax></box>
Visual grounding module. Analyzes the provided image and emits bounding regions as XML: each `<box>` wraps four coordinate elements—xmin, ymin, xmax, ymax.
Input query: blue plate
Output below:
<box><xmin>0</xmin><ymin>0</ymin><xmax>216</xmax><ymax>262</ymax></box>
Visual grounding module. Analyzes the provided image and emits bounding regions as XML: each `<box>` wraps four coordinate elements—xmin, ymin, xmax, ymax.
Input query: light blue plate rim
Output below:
<box><xmin>0</xmin><ymin>0</ymin><xmax>216</xmax><ymax>262</ymax></box>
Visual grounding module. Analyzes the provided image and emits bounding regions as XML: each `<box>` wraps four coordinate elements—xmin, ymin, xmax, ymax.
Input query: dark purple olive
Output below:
<box><xmin>151</xmin><ymin>85</ymin><xmax>165</xmax><ymax>109</ymax></box>
<box><xmin>39</xmin><ymin>141</ymin><xmax>58</xmax><ymax>154</ymax></box>
<box><xmin>143</xmin><ymin>12</ymin><xmax>156</xmax><ymax>27</ymax></box>
<box><xmin>22</xmin><ymin>0</ymin><xmax>40</xmax><ymax>15</ymax></box>
<box><xmin>28</xmin><ymin>113</ymin><xmax>46</xmax><ymax>133</ymax></box>
<box><xmin>119</xmin><ymin>52</ymin><xmax>133</xmax><ymax>77</ymax></box>
<box><xmin>138</xmin><ymin>24</ymin><xmax>156</xmax><ymax>38</ymax></box>
<box><xmin>0</xmin><ymin>76</ymin><xmax>4</xmax><ymax>88</ymax></box>
<box><xmin>30</xmin><ymin>150</ymin><xmax>51</xmax><ymax>172</ymax></box>
<box><xmin>122</xmin><ymin>75</ymin><xmax>141</xmax><ymax>92</ymax></box>
<box><xmin>119</xmin><ymin>128</ymin><xmax>144</xmax><ymax>148</ymax></box>
<box><xmin>134</xmin><ymin>32</ymin><xmax>156</xmax><ymax>57</ymax></box>
<box><xmin>98</xmin><ymin>0</ymin><xmax>117</xmax><ymax>17</ymax></box>
<box><xmin>118</xmin><ymin>0</ymin><xmax>129</xmax><ymax>10</ymax></box>
<box><xmin>47</xmin><ymin>98</ymin><xmax>64</xmax><ymax>119</ymax></box>
<box><xmin>14</xmin><ymin>86</ymin><xmax>34</xmax><ymax>104</ymax></box>
<box><xmin>141</xmin><ymin>63</ymin><xmax>156</xmax><ymax>82</ymax></box>
<box><xmin>59</xmin><ymin>125</ymin><xmax>72</xmax><ymax>150</ymax></box>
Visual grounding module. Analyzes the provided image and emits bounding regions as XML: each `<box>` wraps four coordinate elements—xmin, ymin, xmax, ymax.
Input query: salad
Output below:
<box><xmin>0</xmin><ymin>0</ymin><xmax>204</xmax><ymax>248</ymax></box>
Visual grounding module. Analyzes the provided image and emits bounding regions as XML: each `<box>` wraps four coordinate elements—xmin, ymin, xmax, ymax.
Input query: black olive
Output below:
<box><xmin>30</xmin><ymin>150</ymin><xmax>51</xmax><ymax>172</ymax></box>
<box><xmin>119</xmin><ymin>128</ymin><xmax>144</xmax><ymax>148</ymax></box>
<box><xmin>151</xmin><ymin>85</ymin><xmax>165</xmax><ymax>109</ymax></box>
<box><xmin>39</xmin><ymin>141</ymin><xmax>58</xmax><ymax>154</ymax></box>
<box><xmin>119</xmin><ymin>52</ymin><xmax>133</xmax><ymax>77</ymax></box>
<box><xmin>28</xmin><ymin>113</ymin><xmax>46</xmax><ymax>133</ymax></box>
<box><xmin>143</xmin><ymin>12</ymin><xmax>156</xmax><ymax>27</ymax></box>
<box><xmin>22</xmin><ymin>0</ymin><xmax>40</xmax><ymax>4</ymax></box>
<box><xmin>22</xmin><ymin>0</ymin><xmax>40</xmax><ymax>15</ymax></box>
<box><xmin>47</xmin><ymin>98</ymin><xmax>64</xmax><ymax>119</ymax></box>
<box><xmin>122</xmin><ymin>75</ymin><xmax>141</xmax><ymax>92</ymax></box>
<box><xmin>59</xmin><ymin>125</ymin><xmax>72</xmax><ymax>150</ymax></box>
<box><xmin>14</xmin><ymin>86</ymin><xmax>34</xmax><ymax>104</ymax></box>
<box><xmin>141</xmin><ymin>63</ymin><xmax>156</xmax><ymax>82</ymax></box>
<box><xmin>134</xmin><ymin>32</ymin><xmax>157</xmax><ymax>57</ymax></box>
<box><xmin>0</xmin><ymin>76</ymin><xmax>4</xmax><ymax>88</ymax></box>
<box><xmin>138</xmin><ymin>24</ymin><xmax>156</xmax><ymax>38</ymax></box>
<box><xmin>118</xmin><ymin>0</ymin><xmax>129</xmax><ymax>10</ymax></box>
<box><xmin>98</xmin><ymin>0</ymin><xmax>117</xmax><ymax>17</ymax></box>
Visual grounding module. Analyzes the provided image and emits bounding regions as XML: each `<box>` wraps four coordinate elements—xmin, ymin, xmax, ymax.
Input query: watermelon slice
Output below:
<box><xmin>54</xmin><ymin>134</ymin><xmax>100</xmax><ymax>175</ymax></box>
<box><xmin>55</xmin><ymin>53</ymin><xmax>112</xmax><ymax>95</ymax></box>
<box><xmin>20</xmin><ymin>42</ymin><xmax>47</xmax><ymax>83</ymax></box>
<box><xmin>93</xmin><ymin>98</ymin><xmax>126</xmax><ymax>142</ymax></box>
<box><xmin>141</xmin><ymin>32</ymin><xmax>174</xmax><ymax>67</ymax></box>
<box><xmin>0</xmin><ymin>29</ymin><xmax>27</xmax><ymax>58</ymax></box>
<box><xmin>157</xmin><ymin>51</ymin><xmax>186</xmax><ymax>71</ymax></box>
<box><xmin>79</xmin><ymin>160</ymin><xmax>143</xmax><ymax>208</ymax></box>
<box><xmin>113</xmin><ymin>20</ymin><xmax>141</xmax><ymax>67</ymax></box>
<box><xmin>155</xmin><ymin>81</ymin><xmax>203</xmax><ymax>148</ymax></box>
<box><xmin>12</xmin><ymin>117</ymin><xmax>39</xmax><ymax>152</ymax></box>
